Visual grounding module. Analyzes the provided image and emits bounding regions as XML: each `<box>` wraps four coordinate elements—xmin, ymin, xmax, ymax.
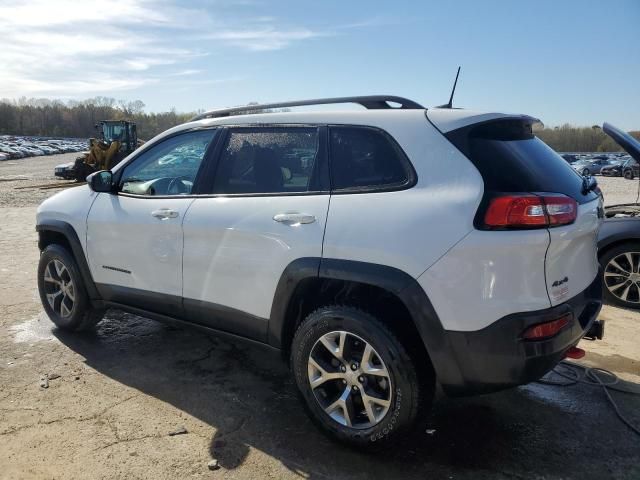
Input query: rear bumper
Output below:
<box><xmin>440</xmin><ymin>273</ymin><xmax>602</xmax><ymax>396</ymax></box>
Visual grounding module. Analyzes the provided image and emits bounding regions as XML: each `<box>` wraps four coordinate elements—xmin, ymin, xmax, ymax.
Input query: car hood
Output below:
<box><xmin>603</xmin><ymin>122</ymin><xmax>640</xmax><ymax>163</ymax></box>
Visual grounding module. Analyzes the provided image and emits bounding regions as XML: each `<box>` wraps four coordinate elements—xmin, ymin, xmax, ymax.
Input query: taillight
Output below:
<box><xmin>522</xmin><ymin>313</ymin><xmax>572</xmax><ymax>340</ymax></box>
<box><xmin>484</xmin><ymin>193</ymin><xmax>577</xmax><ymax>229</ymax></box>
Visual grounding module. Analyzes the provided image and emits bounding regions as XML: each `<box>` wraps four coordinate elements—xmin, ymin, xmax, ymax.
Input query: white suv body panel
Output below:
<box><xmin>418</xmin><ymin>229</ymin><xmax>552</xmax><ymax>332</ymax></box>
<box><xmin>322</xmin><ymin>115</ymin><xmax>484</xmax><ymax>277</ymax></box>
<box><xmin>36</xmin><ymin>184</ymin><xmax>98</xmax><ymax>252</ymax></box>
<box><xmin>426</xmin><ymin>109</ymin><xmax>537</xmax><ymax>133</ymax></box>
<box><xmin>86</xmin><ymin>194</ymin><xmax>194</xmax><ymax>296</ymax></box>
<box><xmin>182</xmin><ymin>195</ymin><xmax>330</xmax><ymax>320</ymax></box>
<box><xmin>545</xmin><ymin>198</ymin><xmax>601</xmax><ymax>305</ymax></box>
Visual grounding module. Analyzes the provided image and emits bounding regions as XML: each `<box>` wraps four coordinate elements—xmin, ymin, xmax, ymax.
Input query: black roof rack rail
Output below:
<box><xmin>190</xmin><ymin>95</ymin><xmax>425</xmax><ymax>121</ymax></box>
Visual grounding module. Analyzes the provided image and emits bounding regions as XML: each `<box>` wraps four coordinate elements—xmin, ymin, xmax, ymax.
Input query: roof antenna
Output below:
<box><xmin>438</xmin><ymin>66</ymin><xmax>461</xmax><ymax>108</ymax></box>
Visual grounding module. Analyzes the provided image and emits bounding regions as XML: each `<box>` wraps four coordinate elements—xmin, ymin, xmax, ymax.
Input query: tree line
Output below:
<box><xmin>0</xmin><ymin>97</ymin><xmax>638</xmax><ymax>152</ymax></box>
<box><xmin>0</xmin><ymin>97</ymin><xmax>195</xmax><ymax>141</ymax></box>
<box><xmin>535</xmin><ymin>124</ymin><xmax>640</xmax><ymax>153</ymax></box>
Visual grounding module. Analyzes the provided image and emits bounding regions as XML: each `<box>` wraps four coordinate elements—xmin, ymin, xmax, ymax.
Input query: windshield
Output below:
<box><xmin>102</xmin><ymin>123</ymin><xmax>127</xmax><ymax>143</ymax></box>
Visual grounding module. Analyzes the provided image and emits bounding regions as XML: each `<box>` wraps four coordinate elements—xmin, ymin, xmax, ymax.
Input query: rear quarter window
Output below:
<box><xmin>329</xmin><ymin>126</ymin><xmax>415</xmax><ymax>192</ymax></box>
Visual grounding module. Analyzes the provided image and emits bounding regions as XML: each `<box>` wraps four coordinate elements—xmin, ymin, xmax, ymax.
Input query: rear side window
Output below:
<box><xmin>329</xmin><ymin>126</ymin><xmax>414</xmax><ymax>191</ymax></box>
<box><xmin>212</xmin><ymin>127</ymin><xmax>322</xmax><ymax>194</ymax></box>
<box><xmin>446</xmin><ymin>120</ymin><xmax>598</xmax><ymax>205</ymax></box>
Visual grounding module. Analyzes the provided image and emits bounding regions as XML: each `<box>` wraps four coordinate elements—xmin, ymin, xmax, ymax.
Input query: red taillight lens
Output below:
<box><xmin>484</xmin><ymin>195</ymin><xmax>547</xmax><ymax>227</ymax></box>
<box><xmin>484</xmin><ymin>193</ymin><xmax>577</xmax><ymax>229</ymax></box>
<box><xmin>522</xmin><ymin>313</ymin><xmax>572</xmax><ymax>340</ymax></box>
<box><xmin>542</xmin><ymin>194</ymin><xmax>578</xmax><ymax>226</ymax></box>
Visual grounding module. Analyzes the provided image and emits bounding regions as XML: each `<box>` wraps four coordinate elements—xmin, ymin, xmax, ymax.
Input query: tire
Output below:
<box><xmin>624</xmin><ymin>169</ymin><xmax>634</xmax><ymax>180</ymax></box>
<box><xmin>600</xmin><ymin>242</ymin><xmax>640</xmax><ymax>309</ymax></box>
<box><xmin>582</xmin><ymin>168</ymin><xmax>590</xmax><ymax>176</ymax></box>
<box><xmin>37</xmin><ymin>244</ymin><xmax>105</xmax><ymax>331</ymax></box>
<box><xmin>290</xmin><ymin>305</ymin><xmax>434</xmax><ymax>448</ymax></box>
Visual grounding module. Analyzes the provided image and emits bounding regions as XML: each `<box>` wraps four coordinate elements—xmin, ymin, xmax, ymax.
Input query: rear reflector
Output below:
<box><xmin>484</xmin><ymin>193</ymin><xmax>577</xmax><ymax>229</ymax></box>
<box><xmin>522</xmin><ymin>314</ymin><xmax>572</xmax><ymax>340</ymax></box>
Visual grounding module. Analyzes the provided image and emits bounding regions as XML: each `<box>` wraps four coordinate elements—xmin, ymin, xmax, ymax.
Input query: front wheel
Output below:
<box><xmin>582</xmin><ymin>168</ymin><xmax>590</xmax><ymax>176</ymax></box>
<box><xmin>290</xmin><ymin>306</ymin><xmax>434</xmax><ymax>447</ymax></box>
<box><xmin>38</xmin><ymin>244</ymin><xmax>105</xmax><ymax>331</ymax></box>
<box><xmin>624</xmin><ymin>169</ymin><xmax>634</xmax><ymax>180</ymax></box>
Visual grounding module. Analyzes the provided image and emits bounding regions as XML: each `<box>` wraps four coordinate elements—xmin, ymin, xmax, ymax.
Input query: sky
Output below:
<box><xmin>0</xmin><ymin>0</ymin><xmax>638</xmax><ymax>129</ymax></box>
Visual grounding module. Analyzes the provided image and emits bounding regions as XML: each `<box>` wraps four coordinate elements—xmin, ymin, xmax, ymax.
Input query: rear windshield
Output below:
<box><xmin>447</xmin><ymin>120</ymin><xmax>598</xmax><ymax>205</ymax></box>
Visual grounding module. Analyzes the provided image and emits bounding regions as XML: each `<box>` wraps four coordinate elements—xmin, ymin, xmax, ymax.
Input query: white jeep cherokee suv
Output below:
<box><xmin>36</xmin><ymin>96</ymin><xmax>603</xmax><ymax>447</ymax></box>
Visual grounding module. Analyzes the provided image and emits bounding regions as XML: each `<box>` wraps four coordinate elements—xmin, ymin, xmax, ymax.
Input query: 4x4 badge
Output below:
<box><xmin>552</xmin><ymin>277</ymin><xmax>569</xmax><ymax>287</ymax></box>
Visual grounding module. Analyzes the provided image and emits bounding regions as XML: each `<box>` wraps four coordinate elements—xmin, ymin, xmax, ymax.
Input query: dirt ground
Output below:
<box><xmin>1</xmin><ymin>154</ymin><xmax>639</xmax><ymax>479</ymax></box>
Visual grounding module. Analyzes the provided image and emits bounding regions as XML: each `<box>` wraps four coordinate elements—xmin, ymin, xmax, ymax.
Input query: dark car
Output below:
<box><xmin>622</xmin><ymin>158</ymin><xmax>640</xmax><ymax>180</ymax></box>
<box><xmin>598</xmin><ymin>123</ymin><xmax>640</xmax><ymax>308</ymax></box>
<box><xmin>601</xmin><ymin>157</ymin><xmax>631</xmax><ymax>177</ymax></box>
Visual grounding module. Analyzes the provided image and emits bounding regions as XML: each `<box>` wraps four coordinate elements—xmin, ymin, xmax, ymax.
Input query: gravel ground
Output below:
<box><xmin>0</xmin><ymin>153</ymin><xmax>80</xmax><ymax>207</ymax></box>
<box><xmin>598</xmin><ymin>175</ymin><xmax>640</xmax><ymax>206</ymax></box>
<box><xmin>0</xmin><ymin>155</ymin><xmax>639</xmax><ymax>479</ymax></box>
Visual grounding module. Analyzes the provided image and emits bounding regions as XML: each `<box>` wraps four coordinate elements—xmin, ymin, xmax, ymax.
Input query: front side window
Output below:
<box><xmin>213</xmin><ymin>127</ymin><xmax>320</xmax><ymax>194</ymax></box>
<box><xmin>119</xmin><ymin>129</ymin><xmax>216</xmax><ymax>196</ymax></box>
<box><xmin>329</xmin><ymin>126</ymin><xmax>413</xmax><ymax>191</ymax></box>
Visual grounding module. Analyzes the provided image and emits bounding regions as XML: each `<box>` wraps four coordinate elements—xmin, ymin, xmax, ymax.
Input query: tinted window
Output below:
<box><xmin>329</xmin><ymin>126</ymin><xmax>411</xmax><ymax>191</ymax></box>
<box><xmin>120</xmin><ymin>129</ymin><xmax>216</xmax><ymax>196</ymax></box>
<box><xmin>447</xmin><ymin>120</ymin><xmax>598</xmax><ymax>205</ymax></box>
<box><xmin>213</xmin><ymin>127</ymin><xmax>320</xmax><ymax>194</ymax></box>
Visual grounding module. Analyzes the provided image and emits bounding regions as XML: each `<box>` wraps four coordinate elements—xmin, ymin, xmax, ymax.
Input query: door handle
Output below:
<box><xmin>273</xmin><ymin>213</ymin><xmax>316</xmax><ymax>225</ymax></box>
<box><xmin>151</xmin><ymin>208</ymin><xmax>179</xmax><ymax>219</ymax></box>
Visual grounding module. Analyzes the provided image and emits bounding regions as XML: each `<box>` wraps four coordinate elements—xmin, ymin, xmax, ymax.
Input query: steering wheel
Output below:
<box><xmin>167</xmin><ymin>176</ymin><xmax>192</xmax><ymax>195</ymax></box>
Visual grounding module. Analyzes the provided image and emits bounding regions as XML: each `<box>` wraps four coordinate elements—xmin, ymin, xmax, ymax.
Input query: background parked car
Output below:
<box><xmin>598</xmin><ymin>122</ymin><xmax>640</xmax><ymax>308</ymax></box>
<box><xmin>572</xmin><ymin>157</ymin><xmax>618</xmax><ymax>175</ymax></box>
<box><xmin>0</xmin><ymin>136</ymin><xmax>87</xmax><ymax>159</ymax></box>
<box><xmin>622</xmin><ymin>158</ymin><xmax>640</xmax><ymax>180</ymax></box>
<box><xmin>601</xmin><ymin>156</ymin><xmax>632</xmax><ymax>176</ymax></box>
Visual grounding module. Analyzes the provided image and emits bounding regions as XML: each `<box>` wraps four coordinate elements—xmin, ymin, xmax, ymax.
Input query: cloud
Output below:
<box><xmin>0</xmin><ymin>0</ymin><xmax>210</xmax><ymax>98</ymax></box>
<box><xmin>0</xmin><ymin>0</ymin><xmax>375</xmax><ymax>100</ymax></box>
<box><xmin>206</xmin><ymin>27</ymin><xmax>326</xmax><ymax>51</ymax></box>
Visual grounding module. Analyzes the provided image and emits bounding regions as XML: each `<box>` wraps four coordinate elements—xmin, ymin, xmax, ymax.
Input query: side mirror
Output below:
<box><xmin>87</xmin><ymin>170</ymin><xmax>113</xmax><ymax>193</ymax></box>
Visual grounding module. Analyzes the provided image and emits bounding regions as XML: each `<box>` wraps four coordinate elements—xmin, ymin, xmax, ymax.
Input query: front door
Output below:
<box><xmin>86</xmin><ymin>129</ymin><xmax>218</xmax><ymax>315</ymax></box>
<box><xmin>182</xmin><ymin>126</ymin><xmax>330</xmax><ymax>340</ymax></box>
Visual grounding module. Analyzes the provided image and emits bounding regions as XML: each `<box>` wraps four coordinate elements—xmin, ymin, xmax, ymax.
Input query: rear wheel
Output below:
<box><xmin>38</xmin><ymin>244</ymin><xmax>105</xmax><ymax>331</ymax></box>
<box><xmin>624</xmin><ymin>169</ymin><xmax>634</xmax><ymax>180</ymax></box>
<box><xmin>290</xmin><ymin>305</ymin><xmax>433</xmax><ymax>447</ymax></box>
<box><xmin>600</xmin><ymin>242</ymin><xmax>640</xmax><ymax>309</ymax></box>
<box><xmin>582</xmin><ymin>168</ymin><xmax>590</xmax><ymax>176</ymax></box>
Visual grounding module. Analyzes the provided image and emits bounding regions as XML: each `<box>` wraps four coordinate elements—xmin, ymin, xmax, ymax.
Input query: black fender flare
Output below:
<box><xmin>36</xmin><ymin>220</ymin><xmax>101</xmax><ymax>301</ymax></box>
<box><xmin>268</xmin><ymin>257</ymin><xmax>465</xmax><ymax>388</ymax></box>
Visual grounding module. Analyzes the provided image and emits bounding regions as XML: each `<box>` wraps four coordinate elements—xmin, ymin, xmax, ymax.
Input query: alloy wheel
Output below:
<box><xmin>307</xmin><ymin>330</ymin><xmax>392</xmax><ymax>429</ymax></box>
<box><xmin>43</xmin><ymin>259</ymin><xmax>76</xmax><ymax>317</ymax></box>
<box><xmin>604</xmin><ymin>251</ymin><xmax>640</xmax><ymax>304</ymax></box>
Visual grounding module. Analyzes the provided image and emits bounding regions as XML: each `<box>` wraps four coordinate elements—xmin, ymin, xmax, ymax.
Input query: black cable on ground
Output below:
<box><xmin>537</xmin><ymin>360</ymin><xmax>640</xmax><ymax>437</ymax></box>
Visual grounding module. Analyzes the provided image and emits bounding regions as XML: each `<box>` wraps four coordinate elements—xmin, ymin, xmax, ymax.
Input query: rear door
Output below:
<box><xmin>440</xmin><ymin>116</ymin><xmax>602</xmax><ymax>305</ymax></box>
<box><xmin>181</xmin><ymin>125</ymin><xmax>330</xmax><ymax>341</ymax></box>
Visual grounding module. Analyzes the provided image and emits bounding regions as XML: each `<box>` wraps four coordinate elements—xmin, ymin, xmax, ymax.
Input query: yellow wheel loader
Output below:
<box><xmin>54</xmin><ymin>120</ymin><xmax>141</xmax><ymax>181</ymax></box>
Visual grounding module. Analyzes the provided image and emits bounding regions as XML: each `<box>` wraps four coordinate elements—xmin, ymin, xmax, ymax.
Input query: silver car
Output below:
<box><xmin>572</xmin><ymin>158</ymin><xmax>618</xmax><ymax>176</ymax></box>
